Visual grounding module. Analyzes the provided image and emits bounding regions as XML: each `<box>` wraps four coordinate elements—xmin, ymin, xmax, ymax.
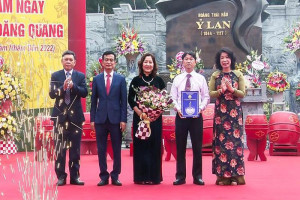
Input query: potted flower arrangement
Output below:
<box><xmin>283</xmin><ymin>22</ymin><xmax>300</xmax><ymax>52</ymax></box>
<box><xmin>167</xmin><ymin>47</ymin><xmax>204</xmax><ymax>80</ymax></box>
<box><xmin>236</xmin><ymin>50</ymin><xmax>270</xmax><ymax>89</ymax></box>
<box><xmin>115</xmin><ymin>25</ymin><xmax>145</xmax><ymax>57</ymax></box>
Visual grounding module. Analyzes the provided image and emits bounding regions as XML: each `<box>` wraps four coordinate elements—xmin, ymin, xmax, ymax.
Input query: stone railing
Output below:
<box><xmin>242</xmin><ymin>82</ymin><xmax>268</xmax><ymax>103</ymax></box>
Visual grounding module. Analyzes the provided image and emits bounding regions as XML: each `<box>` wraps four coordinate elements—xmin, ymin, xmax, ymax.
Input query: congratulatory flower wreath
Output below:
<box><xmin>266</xmin><ymin>71</ymin><xmax>290</xmax><ymax>93</ymax></box>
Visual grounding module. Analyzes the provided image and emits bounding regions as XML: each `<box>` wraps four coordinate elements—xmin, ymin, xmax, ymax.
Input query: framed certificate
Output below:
<box><xmin>181</xmin><ymin>91</ymin><xmax>199</xmax><ymax>118</ymax></box>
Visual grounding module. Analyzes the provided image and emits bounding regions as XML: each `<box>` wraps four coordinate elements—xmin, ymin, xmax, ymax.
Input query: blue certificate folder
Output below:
<box><xmin>181</xmin><ymin>91</ymin><xmax>199</xmax><ymax>118</ymax></box>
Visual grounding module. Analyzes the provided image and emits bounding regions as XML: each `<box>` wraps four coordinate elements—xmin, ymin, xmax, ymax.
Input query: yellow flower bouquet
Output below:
<box><xmin>0</xmin><ymin>57</ymin><xmax>28</xmax><ymax>105</ymax></box>
<box><xmin>0</xmin><ymin>113</ymin><xmax>18</xmax><ymax>140</ymax></box>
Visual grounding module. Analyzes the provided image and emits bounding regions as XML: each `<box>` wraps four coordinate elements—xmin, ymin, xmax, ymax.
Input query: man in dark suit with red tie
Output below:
<box><xmin>90</xmin><ymin>51</ymin><xmax>127</xmax><ymax>186</ymax></box>
<box><xmin>49</xmin><ymin>50</ymin><xmax>88</xmax><ymax>186</ymax></box>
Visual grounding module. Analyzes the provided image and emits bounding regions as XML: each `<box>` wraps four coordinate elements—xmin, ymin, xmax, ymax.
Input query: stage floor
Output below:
<box><xmin>1</xmin><ymin>149</ymin><xmax>300</xmax><ymax>200</ymax></box>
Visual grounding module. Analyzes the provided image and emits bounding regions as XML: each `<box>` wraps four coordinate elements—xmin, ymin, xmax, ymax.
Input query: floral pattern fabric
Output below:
<box><xmin>212</xmin><ymin>72</ymin><xmax>245</xmax><ymax>177</ymax></box>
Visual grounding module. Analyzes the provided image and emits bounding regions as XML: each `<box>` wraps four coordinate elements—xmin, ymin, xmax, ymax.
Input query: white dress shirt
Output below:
<box><xmin>170</xmin><ymin>70</ymin><xmax>210</xmax><ymax>112</ymax></box>
<box><xmin>104</xmin><ymin>71</ymin><xmax>114</xmax><ymax>87</ymax></box>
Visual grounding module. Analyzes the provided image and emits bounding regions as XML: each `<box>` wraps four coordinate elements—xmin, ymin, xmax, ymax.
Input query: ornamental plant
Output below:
<box><xmin>115</xmin><ymin>25</ymin><xmax>145</xmax><ymax>56</ymax></box>
<box><xmin>283</xmin><ymin>22</ymin><xmax>300</xmax><ymax>52</ymax></box>
<box><xmin>167</xmin><ymin>47</ymin><xmax>204</xmax><ymax>80</ymax></box>
<box><xmin>266</xmin><ymin>71</ymin><xmax>290</xmax><ymax>93</ymax></box>
<box><xmin>236</xmin><ymin>50</ymin><xmax>270</xmax><ymax>88</ymax></box>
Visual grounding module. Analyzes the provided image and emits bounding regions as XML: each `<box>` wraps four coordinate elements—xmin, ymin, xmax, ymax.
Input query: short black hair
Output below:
<box><xmin>62</xmin><ymin>50</ymin><xmax>76</xmax><ymax>60</ymax></box>
<box><xmin>215</xmin><ymin>47</ymin><xmax>236</xmax><ymax>70</ymax></box>
<box><xmin>182</xmin><ymin>52</ymin><xmax>196</xmax><ymax>61</ymax></box>
<box><xmin>102</xmin><ymin>51</ymin><xmax>116</xmax><ymax>60</ymax></box>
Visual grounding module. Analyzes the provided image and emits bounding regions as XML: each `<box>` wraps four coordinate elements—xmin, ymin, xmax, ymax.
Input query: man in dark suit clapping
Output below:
<box><xmin>90</xmin><ymin>51</ymin><xmax>127</xmax><ymax>186</ymax></box>
<box><xmin>49</xmin><ymin>50</ymin><xmax>88</xmax><ymax>186</ymax></box>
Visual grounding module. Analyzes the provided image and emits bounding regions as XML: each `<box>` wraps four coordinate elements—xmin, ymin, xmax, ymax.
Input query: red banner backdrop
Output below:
<box><xmin>69</xmin><ymin>0</ymin><xmax>86</xmax><ymax>111</ymax></box>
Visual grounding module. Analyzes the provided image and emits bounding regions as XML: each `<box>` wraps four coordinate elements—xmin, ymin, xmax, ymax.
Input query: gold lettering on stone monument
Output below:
<box><xmin>196</xmin><ymin>12</ymin><xmax>231</xmax><ymax>37</ymax></box>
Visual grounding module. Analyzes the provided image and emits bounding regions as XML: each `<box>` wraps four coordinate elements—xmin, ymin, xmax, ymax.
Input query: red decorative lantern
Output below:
<box><xmin>268</xmin><ymin>111</ymin><xmax>300</xmax><ymax>156</ymax></box>
<box><xmin>245</xmin><ymin>114</ymin><xmax>269</xmax><ymax>161</ymax></box>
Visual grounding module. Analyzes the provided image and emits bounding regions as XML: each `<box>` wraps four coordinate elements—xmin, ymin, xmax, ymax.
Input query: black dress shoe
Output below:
<box><xmin>56</xmin><ymin>178</ymin><xmax>66</xmax><ymax>186</ymax></box>
<box><xmin>134</xmin><ymin>181</ymin><xmax>145</xmax><ymax>185</ymax></box>
<box><xmin>173</xmin><ymin>179</ymin><xmax>186</xmax><ymax>185</ymax></box>
<box><xmin>111</xmin><ymin>179</ymin><xmax>122</xmax><ymax>186</ymax></box>
<box><xmin>70</xmin><ymin>178</ymin><xmax>85</xmax><ymax>185</ymax></box>
<box><xmin>97</xmin><ymin>180</ymin><xmax>109</xmax><ymax>186</ymax></box>
<box><xmin>193</xmin><ymin>178</ymin><xmax>205</xmax><ymax>185</ymax></box>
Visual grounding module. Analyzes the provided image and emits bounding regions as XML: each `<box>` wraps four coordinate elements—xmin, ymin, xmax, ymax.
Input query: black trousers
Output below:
<box><xmin>175</xmin><ymin>114</ymin><xmax>203</xmax><ymax>180</ymax></box>
<box><xmin>95</xmin><ymin>119</ymin><xmax>122</xmax><ymax>181</ymax></box>
<box><xmin>54</xmin><ymin>122</ymin><xmax>82</xmax><ymax>180</ymax></box>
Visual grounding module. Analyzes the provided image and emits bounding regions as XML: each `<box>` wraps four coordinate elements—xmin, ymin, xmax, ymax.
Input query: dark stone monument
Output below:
<box><xmin>156</xmin><ymin>0</ymin><xmax>269</xmax><ymax>70</ymax></box>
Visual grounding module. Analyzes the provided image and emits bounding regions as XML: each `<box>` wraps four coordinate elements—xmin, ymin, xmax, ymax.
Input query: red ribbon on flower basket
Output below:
<box><xmin>135</xmin><ymin>105</ymin><xmax>164</xmax><ymax>140</ymax></box>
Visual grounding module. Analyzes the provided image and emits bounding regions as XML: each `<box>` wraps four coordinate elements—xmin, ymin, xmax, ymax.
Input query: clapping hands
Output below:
<box><xmin>219</xmin><ymin>77</ymin><xmax>235</xmax><ymax>94</ymax></box>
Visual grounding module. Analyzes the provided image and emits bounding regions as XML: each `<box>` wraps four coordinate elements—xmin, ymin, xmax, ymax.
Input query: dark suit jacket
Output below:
<box><xmin>90</xmin><ymin>72</ymin><xmax>127</xmax><ymax>124</ymax></box>
<box><xmin>49</xmin><ymin>69</ymin><xmax>88</xmax><ymax>125</ymax></box>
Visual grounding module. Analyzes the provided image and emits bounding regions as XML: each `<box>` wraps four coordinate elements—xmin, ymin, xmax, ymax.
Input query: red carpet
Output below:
<box><xmin>1</xmin><ymin>149</ymin><xmax>300</xmax><ymax>200</ymax></box>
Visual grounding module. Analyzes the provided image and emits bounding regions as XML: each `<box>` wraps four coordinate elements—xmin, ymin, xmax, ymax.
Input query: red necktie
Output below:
<box><xmin>185</xmin><ymin>74</ymin><xmax>191</xmax><ymax>91</ymax></box>
<box><xmin>106</xmin><ymin>74</ymin><xmax>111</xmax><ymax>94</ymax></box>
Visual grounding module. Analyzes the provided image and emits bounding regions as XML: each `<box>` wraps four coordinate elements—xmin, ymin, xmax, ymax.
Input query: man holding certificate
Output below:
<box><xmin>170</xmin><ymin>52</ymin><xmax>210</xmax><ymax>185</ymax></box>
